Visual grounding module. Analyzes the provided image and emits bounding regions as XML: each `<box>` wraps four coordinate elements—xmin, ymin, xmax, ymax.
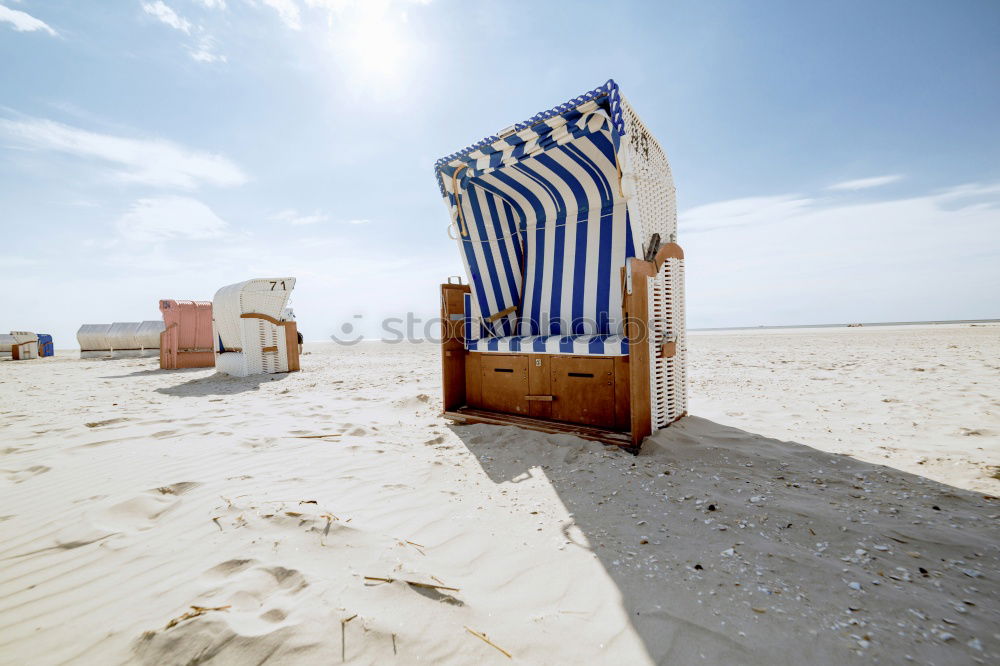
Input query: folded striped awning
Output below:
<box><xmin>436</xmin><ymin>80</ymin><xmax>640</xmax><ymax>355</ymax></box>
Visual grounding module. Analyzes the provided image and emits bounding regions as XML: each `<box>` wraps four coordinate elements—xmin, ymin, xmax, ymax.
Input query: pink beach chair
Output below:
<box><xmin>159</xmin><ymin>300</ymin><xmax>215</xmax><ymax>369</ymax></box>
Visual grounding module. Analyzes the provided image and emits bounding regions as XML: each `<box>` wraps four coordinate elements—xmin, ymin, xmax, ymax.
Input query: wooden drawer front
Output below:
<box><xmin>550</xmin><ymin>357</ymin><xmax>615</xmax><ymax>428</ymax></box>
<box><xmin>480</xmin><ymin>354</ymin><xmax>529</xmax><ymax>415</ymax></box>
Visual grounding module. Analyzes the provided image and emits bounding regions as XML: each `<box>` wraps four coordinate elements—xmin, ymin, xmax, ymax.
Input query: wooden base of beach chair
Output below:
<box><xmin>463</xmin><ymin>352</ymin><xmax>630</xmax><ymax>431</ymax></box>
<box><xmin>161</xmin><ymin>348</ymin><xmax>215</xmax><ymax>369</ymax></box>
<box><xmin>441</xmin><ymin>277</ymin><xmax>665</xmax><ymax>451</ymax></box>
<box><xmin>443</xmin><ymin>407</ymin><xmax>636</xmax><ymax>451</ymax></box>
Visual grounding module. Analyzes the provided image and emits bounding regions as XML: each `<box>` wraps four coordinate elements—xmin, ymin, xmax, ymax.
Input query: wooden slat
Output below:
<box><xmin>465</xmin><ymin>351</ymin><xmax>482</xmax><ymax>408</ymax></box>
<box><xmin>527</xmin><ymin>354</ymin><xmax>552</xmax><ymax>419</ymax></box>
<box><xmin>240</xmin><ymin>312</ymin><xmax>282</xmax><ymax>326</ymax></box>
<box><xmin>614</xmin><ymin>355</ymin><xmax>631</xmax><ymax>431</ymax></box>
<box><xmin>283</xmin><ymin>321</ymin><xmax>300</xmax><ymax>372</ymax></box>
<box><xmin>484</xmin><ymin>304</ymin><xmax>517</xmax><ymax>323</ymax></box>
<box><xmin>440</xmin><ymin>283</ymin><xmax>470</xmax><ymax>411</ymax></box>
<box><xmin>625</xmin><ymin>258</ymin><xmax>656</xmax><ymax>447</ymax></box>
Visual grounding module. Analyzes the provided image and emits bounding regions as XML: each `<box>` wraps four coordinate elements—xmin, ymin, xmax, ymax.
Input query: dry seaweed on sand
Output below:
<box><xmin>465</xmin><ymin>626</ymin><xmax>512</xmax><ymax>658</ymax></box>
<box><xmin>364</xmin><ymin>576</ymin><xmax>459</xmax><ymax>592</ymax></box>
<box><xmin>340</xmin><ymin>614</ymin><xmax>358</xmax><ymax>662</ymax></box>
<box><xmin>164</xmin><ymin>605</ymin><xmax>230</xmax><ymax>630</ymax></box>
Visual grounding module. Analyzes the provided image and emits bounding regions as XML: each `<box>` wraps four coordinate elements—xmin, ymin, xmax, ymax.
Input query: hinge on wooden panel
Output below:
<box><xmin>626</xmin><ymin>261</ymin><xmax>634</xmax><ymax>294</ymax></box>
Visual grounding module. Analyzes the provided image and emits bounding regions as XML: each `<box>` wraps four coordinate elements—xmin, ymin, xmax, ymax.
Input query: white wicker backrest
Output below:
<box><xmin>213</xmin><ymin>278</ymin><xmax>296</xmax><ymax>350</ymax></box>
<box><xmin>618</xmin><ymin>97</ymin><xmax>677</xmax><ymax>244</ymax></box>
<box><xmin>10</xmin><ymin>331</ymin><xmax>37</xmax><ymax>344</ymax></box>
<box><xmin>136</xmin><ymin>320</ymin><xmax>165</xmax><ymax>349</ymax></box>
<box><xmin>77</xmin><ymin>324</ymin><xmax>113</xmax><ymax>351</ymax></box>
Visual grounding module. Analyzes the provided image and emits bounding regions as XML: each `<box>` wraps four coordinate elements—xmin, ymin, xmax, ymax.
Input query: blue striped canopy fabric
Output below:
<box><xmin>437</xmin><ymin>80</ymin><xmax>640</xmax><ymax>356</ymax></box>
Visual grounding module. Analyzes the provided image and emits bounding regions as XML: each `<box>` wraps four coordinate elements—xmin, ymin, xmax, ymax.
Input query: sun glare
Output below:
<box><xmin>331</xmin><ymin>4</ymin><xmax>418</xmax><ymax>95</ymax></box>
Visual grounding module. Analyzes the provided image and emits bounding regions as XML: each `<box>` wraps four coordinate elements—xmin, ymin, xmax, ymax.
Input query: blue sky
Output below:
<box><xmin>1</xmin><ymin>0</ymin><xmax>998</xmax><ymax>345</ymax></box>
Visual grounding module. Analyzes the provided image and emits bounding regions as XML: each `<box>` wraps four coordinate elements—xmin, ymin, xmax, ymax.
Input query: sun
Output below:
<box><xmin>331</xmin><ymin>4</ymin><xmax>418</xmax><ymax>94</ymax></box>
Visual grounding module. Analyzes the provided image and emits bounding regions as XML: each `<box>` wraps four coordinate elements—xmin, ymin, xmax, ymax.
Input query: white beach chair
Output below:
<box><xmin>78</xmin><ymin>324</ymin><xmax>113</xmax><ymax>359</ymax></box>
<box><xmin>212</xmin><ymin>278</ymin><xmax>299</xmax><ymax>377</ymax></box>
<box><xmin>108</xmin><ymin>322</ymin><xmax>144</xmax><ymax>358</ymax></box>
<box><xmin>6</xmin><ymin>331</ymin><xmax>39</xmax><ymax>360</ymax></box>
<box><xmin>136</xmin><ymin>320</ymin><xmax>165</xmax><ymax>358</ymax></box>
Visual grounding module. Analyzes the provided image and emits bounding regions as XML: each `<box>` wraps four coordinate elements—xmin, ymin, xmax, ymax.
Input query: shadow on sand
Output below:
<box><xmin>100</xmin><ymin>367</ymin><xmax>211</xmax><ymax>379</ymax></box>
<box><xmin>155</xmin><ymin>372</ymin><xmax>290</xmax><ymax>397</ymax></box>
<box><xmin>449</xmin><ymin>415</ymin><xmax>999</xmax><ymax>665</ymax></box>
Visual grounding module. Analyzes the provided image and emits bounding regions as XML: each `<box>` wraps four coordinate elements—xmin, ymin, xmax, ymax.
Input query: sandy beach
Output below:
<box><xmin>1</xmin><ymin>324</ymin><xmax>997</xmax><ymax>665</ymax></box>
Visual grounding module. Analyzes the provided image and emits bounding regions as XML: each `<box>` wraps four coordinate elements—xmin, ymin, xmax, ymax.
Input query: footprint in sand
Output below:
<box><xmin>88</xmin><ymin>483</ymin><xmax>198</xmax><ymax>532</ymax></box>
<box><xmin>3</xmin><ymin>464</ymin><xmax>51</xmax><ymax>483</ymax></box>
<box><xmin>134</xmin><ymin>561</ymin><xmax>308</xmax><ymax>664</ymax></box>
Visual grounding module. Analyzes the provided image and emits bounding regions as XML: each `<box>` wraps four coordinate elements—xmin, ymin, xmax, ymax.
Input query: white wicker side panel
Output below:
<box><xmin>673</xmin><ymin>257</ymin><xmax>688</xmax><ymax>418</ymax></box>
<box><xmin>646</xmin><ymin>257</ymin><xmax>687</xmax><ymax>429</ymax></box>
<box><xmin>619</xmin><ymin>97</ymin><xmax>686</xmax><ymax>433</ymax></box>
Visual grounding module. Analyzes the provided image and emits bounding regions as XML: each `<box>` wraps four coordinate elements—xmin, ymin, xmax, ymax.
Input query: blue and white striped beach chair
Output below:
<box><xmin>436</xmin><ymin>80</ymin><xmax>687</xmax><ymax>450</ymax></box>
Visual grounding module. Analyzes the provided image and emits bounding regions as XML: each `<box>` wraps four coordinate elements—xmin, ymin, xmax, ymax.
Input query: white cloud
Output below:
<box><xmin>680</xmin><ymin>195</ymin><xmax>813</xmax><ymax>233</ymax></box>
<box><xmin>272</xmin><ymin>209</ymin><xmax>329</xmax><ymax>225</ymax></box>
<box><xmin>117</xmin><ymin>196</ymin><xmax>229</xmax><ymax>241</ymax></box>
<box><xmin>189</xmin><ymin>35</ymin><xmax>226</xmax><ymax>63</ymax></box>
<box><xmin>681</xmin><ymin>182</ymin><xmax>1000</xmax><ymax>328</ymax></box>
<box><xmin>345</xmin><ymin>218</ymin><xmax>369</xmax><ymax>224</ymax></box>
<box><xmin>0</xmin><ymin>116</ymin><xmax>247</xmax><ymax>189</ymax></box>
<box><xmin>142</xmin><ymin>1</ymin><xmax>191</xmax><ymax>34</ymax></box>
<box><xmin>0</xmin><ymin>4</ymin><xmax>57</xmax><ymax>35</ymax></box>
<box><xmin>196</xmin><ymin>0</ymin><xmax>227</xmax><ymax>8</ymax></box>
<box><xmin>827</xmin><ymin>174</ymin><xmax>903</xmax><ymax>191</ymax></box>
<box><xmin>140</xmin><ymin>2</ymin><xmax>225</xmax><ymax>64</ymax></box>
<box><xmin>262</xmin><ymin>0</ymin><xmax>302</xmax><ymax>29</ymax></box>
